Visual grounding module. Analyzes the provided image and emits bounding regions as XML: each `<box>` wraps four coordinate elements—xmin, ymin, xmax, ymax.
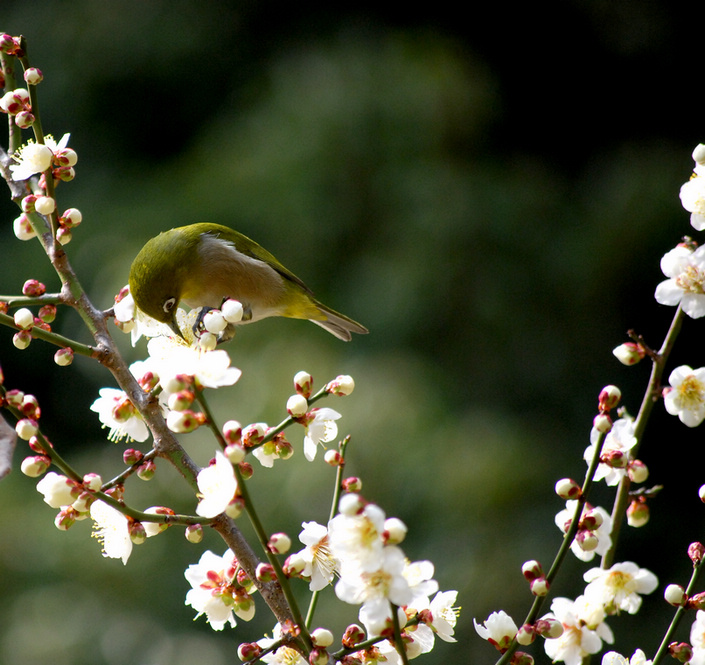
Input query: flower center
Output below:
<box><xmin>676</xmin><ymin>265</ymin><xmax>705</xmax><ymax>294</ymax></box>
<box><xmin>678</xmin><ymin>375</ymin><xmax>705</xmax><ymax>408</ymax></box>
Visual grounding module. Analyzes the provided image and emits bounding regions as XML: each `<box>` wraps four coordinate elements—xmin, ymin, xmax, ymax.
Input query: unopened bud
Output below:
<box><xmin>237</xmin><ymin>643</ymin><xmax>262</xmax><ymax>662</ymax></box>
<box><xmin>576</xmin><ymin>529</ymin><xmax>598</xmax><ymax>552</ymax></box>
<box><xmin>515</xmin><ymin>624</ymin><xmax>535</xmax><ymax>646</ymax></box>
<box><xmin>225</xmin><ymin>496</ymin><xmax>245</xmax><ymax>518</ymax></box>
<box><xmin>54</xmin><ymin>347</ymin><xmax>74</xmax><ymax>366</ymax></box>
<box><xmin>598</xmin><ymin>385</ymin><xmax>621</xmax><ymax>411</ymax></box>
<box><xmin>324</xmin><ymin>449</ymin><xmax>342</xmax><ymax>466</ymax></box>
<box><xmin>60</xmin><ymin>208</ymin><xmax>82</xmax><ymax>228</ymax></box>
<box><xmin>185</xmin><ymin>524</ymin><xmax>204</xmax><ymax>543</ymax></box>
<box><xmin>612</xmin><ymin>342</ymin><xmax>645</xmax><ymax>366</ymax></box>
<box><xmin>268</xmin><ymin>532</ymin><xmax>292</xmax><ymax>554</ymax></box>
<box><xmin>224</xmin><ymin>443</ymin><xmax>245</xmax><ymax>464</ymax></box>
<box><xmin>512</xmin><ymin>652</ymin><xmax>534</xmax><ymax>665</ymax></box>
<box><xmin>15</xmin><ymin>418</ymin><xmax>38</xmax><ymax>440</ymax></box>
<box><xmin>601</xmin><ymin>449</ymin><xmax>627</xmax><ymax>468</ymax></box>
<box><xmin>221</xmin><ymin>299</ymin><xmax>243</xmax><ymax>323</ymax></box>
<box><xmin>664</xmin><ymin>584</ymin><xmax>687</xmax><ymax>607</ymax></box>
<box><xmin>529</xmin><ymin>577</ymin><xmax>550</xmax><ymax>596</ymax></box>
<box><xmin>669</xmin><ymin>642</ymin><xmax>693</xmax><ymax>663</ymax></box>
<box><xmin>592</xmin><ymin>413</ymin><xmax>612</xmax><ymax>433</ymax></box>
<box><xmin>137</xmin><ymin>460</ymin><xmax>156</xmax><ymax>481</ymax></box>
<box><xmin>384</xmin><ymin>517</ymin><xmax>407</xmax><ymax>545</ymax></box>
<box><xmin>14</xmin><ymin>307</ymin><xmax>34</xmax><ymax>329</ymax></box>
<box><xmin>689</xmin><ymin>542</ymin><xmax>705</xmax><ymax>565</ymax></box>
<box><xmin>242</xmin><ymin>422</ymin><xmax>267</xmax><ymax>448</ymax></box>
<box><xmin>689</xmin><ymin>591</ymin><xmax>705</xmax><ymax>610</ymax></box>
<box><xmin>283</xmin><ymin>552</ymin><xmax>307</xmax><ymax>576</ymax></box>
<box><xmin>535</xmin><ymin>617</ymin><xmax>564</xmax><ymax>639</ymax></box>
<box><xmin>286</xmin><ymin>394</ymin><xmax>308</xmax><ymax>417</ymax></box>
<box><xmin>311</xmin><ymin>627</ymin><xmax>334</xmax><ymax>648</ymax></box>
<box><xmin>626</xmin><ymin>499</ymin><xmax>650</xmax><ymax>527</ymax></box>
<box><xmin>326</xmin><ymin>374</ymin><xmax>355</xmax><ymax>396</ymax></box>
<box><xmin>342</xmin><ymin>476</ymin><xmax>362</xmax><ymax>492</ymax></box>
<box><xmin>203</xmin><ymin>309</ymin><xmax>227</xmax><ymax>334</ymax></box>
<box><xmin>256</xmin><ymin>562</ymin><xmax>276</xmax><ymax>583</ymax></box>
<box><xmin>166</xmin><ymin>409</ymin><xmax>202</xmax><ymax>433</ymax></box>
<box><xmin>82</xmin><ymin>473</ymin><xmax>102</xmax><ymax>491</ymax></box>
<box><xmin>693</xmin><ymin>144</ymin><xmax>705</xmax><ymax>166</ymax></box>
<box><xmin>129</xmin><ymin>521</ymin><xmax>147</xmax><ymax>545</ymax></box>
<box><xmin>222</xmin><ymin>419</ymin><xmax>242</xmax><ymax>444</ymax></box>
<box><xmin>627</xmin><ymin>459</ymin><xmax>649</xmax><ymax>483</ymax></box>
<box><xmin>554</xmin><ymin>478</ymin><xmax>581</xmax><ymax>500</ymax></box>
<box><xmin>580</xmin><ymin>510</ymin><xmax>603</xmax><ymax>531</ymax></box>
<box><xmin>20</xmin><ymin>454</ymin><xmax>50</xmax><ymax>477</ymax></box>
<box><xmin>294</xmin><ymin>370</ymin><xmax>314</xmax><ymax>398</ymax></box>
<box><xmin>24</xmin><ymin>68</ymin><xmax>43</xmax><ymax>85</ymax></box>
<box><xmin>521</xmin><ymin>560</ymin><xmax>544</xmax><ymax>581</ymax></box>
<box><xmin>342</xmin><ymin>624</ymin><xmax>366</xmax><ymax>648</ymax></box>
<box><xmin>34</xmin><ymin>196</ymin><xmax>55</xmax><ymax>215</ymax></box>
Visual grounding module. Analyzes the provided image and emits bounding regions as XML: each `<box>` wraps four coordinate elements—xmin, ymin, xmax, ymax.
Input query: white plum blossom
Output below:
<box><xmin>681</xmin><ymin>172</ymin><xmax>705</xmax><ymax>230</ymax></box>
<box><xmin>403</xmin><ymin>559</ymin><xmax>439</xmax><ymax>605</ymax></box>
<box><xmin>90</xmin><ymin>500</ymin><xmax>133</xmax><ymax>565</ymax></box>
<box><xmin>335</xmin><ymin>545</ymin><xmax>413</xmax><ymax>633</ymax></box>
<box><xmin>473</xmin><ymin>609</ymin><xmax>518</xmax><ymax>652</ymax></box>
<box><xmin>655</xmin><ymin>244</ymin><xmax>705</xmax><ymax>318</ymax></box>
<box><xmin>544</xmin><ymin>596</ymin><xmax>614</xmax><ymax>665</ymax></box>
<box><xmin>664</xmin><ymin>365</ymin><xmax>705</xmax><ymax>427</ymax></box>
<box><xmin>36</xmin><ymin>472</ymin><xmax>80</xmax><ymax>508</ymax></box>
<box><xmin>690</xmin><ymin>610</ymin><xmax>705</xmax><ymax>665</ymax></box>
<box><xmin>555</xmin><ymin>500</ymin><xmax>613</xmax><ymax>562</ymax></box>
<box><xmin>10</xmin><ymin>140</ymin><xmax>53</xmax><ymax>180</ymax></box>
<box><xmin>147</xmin><ymin>335</ymin><xmax>241</xmax><ymax>394</ymax></box>
<box><xmin>602</xmin><ymin>649</ymin><xmax>652</xmax><ymax>665</ymax></box>
<box><xmin>184</xmin><ymin>549</ymin><xmax>255</xmax><ymax>630</ymax></box>
<box><xmin>584</xmin><ymin>417</ymin><xmax>637</xmax><ymax>486</ymax></box>
<box><xmin>90</xmin><ymin>387</ymin><xmax>149</xmax><ymax>443</ymax></box>
<box><xmin>413</xmin><ymin>589</ymin><xmax>459</xmax><ymax>643</ymax></box>
<box><xmin>257</xmin><ymin>624</ymin><xmax>307</xmax><ymax>665</ymax></box>
<box><xmin>328</xmin><ymin>502</ymin><xmax>386</xmax><ymax>573</ymax></box>
<box><xmin>583</xmin><ymin>562</ymin><xmax>658</xmax><ymax>614</ymax></box>
<box><xmin>303</xmin><ymin>407</ymin><xmax>341</xmax><ymax>461</ymax></box>
<box><xmin>195</xmin><ymin>451</ymin><xmax>238</xmax><ymax>518</ymax></box>
<box><xmin>295</xmin><ymin>521</ymin><xmax>338</xmax><ymax>591</ymax></box>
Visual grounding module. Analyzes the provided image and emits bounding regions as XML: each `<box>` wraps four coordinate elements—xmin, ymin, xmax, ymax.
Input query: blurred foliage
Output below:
<box><xmin>1</xmin><ymin>1</ymin><xmax>705</xmax><ymax>663</ymax></box>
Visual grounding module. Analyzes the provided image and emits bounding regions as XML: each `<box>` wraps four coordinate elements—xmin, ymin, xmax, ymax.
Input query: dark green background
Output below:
<box><xmin>1</xmin><ymin>2</ymin><xmax>704</xmax><ymax>663</ymax></box>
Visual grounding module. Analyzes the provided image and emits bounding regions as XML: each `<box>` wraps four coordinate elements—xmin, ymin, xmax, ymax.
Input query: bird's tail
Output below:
<box><xmin>309</xmin><ymin>301</ymin><xmax>369</xmax><ymax>342</ymax></box>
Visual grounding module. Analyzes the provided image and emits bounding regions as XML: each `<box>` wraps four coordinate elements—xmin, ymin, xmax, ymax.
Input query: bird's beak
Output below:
<box><xmin>169</xmin><ymin>317</ymin><xmax>186</xmax><ymax>341</ymax></box>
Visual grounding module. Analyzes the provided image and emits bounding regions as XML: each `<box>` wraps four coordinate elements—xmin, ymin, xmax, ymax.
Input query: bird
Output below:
<box><xmin>128</xmin><ymin>223</ymin><xmax>368</xmax><ymax>342</ymax></box>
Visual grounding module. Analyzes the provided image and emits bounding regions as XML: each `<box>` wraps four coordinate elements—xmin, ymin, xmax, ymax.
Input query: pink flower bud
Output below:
<box><xmin>294</xmin><ymin>370</ymin><xmax>314</xmax><ymax>398</ymax></box>
<box><xmin>579</xmin><ymin>510</ymin><xmax>603</xmax><ymax>531</ymax></box>
<box><xmin>13</xmin><ymin>213</ymin><xmax>36</xmax><ymax>240</ymax></box>
<box><xmin>15</xmin><ymin>418</ymin><xmax>38</xmax><ymax>440</ymax></box>
<box><xmin>598</xmin><ymin>385</ymin><xmax>621</xmax><ymax>411</ymax></box>
<box><xmin>627</xmin><ymin>459</ymin><xmax>649</xmax><ymax>483</ymax></box>
<box><xmin>13</xmin><ymin>329</ymin><xmax>32</xmax><ymax>349</ymax></box>
<box><xmin>20</xmin><ymin>454</ymin><xmax>50</xmax><ymax>477</ymax></box>
<box><xmin>54</xmin><ymin>507</ymin><xmax>77</xmax><ymax>531</ymax></box>
<box><xmin>255</xmin><ymin>562</ymin><xmax>276</xmax><ymax>582</ymax></box>
<box><xmin>515</xmin><ymin>624</ymin><xmax>535</xmax><ymax>646</ymax></box>
<box><xmin>324</xmin><ymin>449</ymin><xmax>342</xmax><ymax>466</ymax></box>
<box><xmin>54</xmin><ymin>347</ymin><xmax>74</xmax><ymax>366</ymax></box>
<box><xmin>222</xmin><ymin>419</ymin><xmax>242</xmax><ymax>445</ymax></box>
<box><xmin>224</xmin><ymin>443</ymin><xmax>245</xmax><ymax>464</ymax></box>
<box><xmin>612</xmin><ymin>342</ymin><xmax>645</xmax><ymax>365</ymax></box>
<box><xmin>167</xmin><ymin>389</ymin><xmax>194</xmax><ymax>411</ymax></box>
<box><xmin>689</xmin><ymin>592</ymin><xmax>705</xmax><ymax>610</ymax></box>
<box><xmin>225</xmin><ymin>497</ymin><xmax>245</xmax><ymax>518</ymax></box>
<box><xmin>669</xmin><ymin>642</ymin><xmax>693</xmax><ymax>663</ymax></box>
<box><xmin>600</xmin><ymin>449</ymin><xmax>626</xmax><ymax>469</ymax></box>
<box><xmin>82</xmin><ymin>473</ymin><xmax>102</xmax><ymax>491</ymax></box>
<box><xmin>14</xmin><ymin>111</ymin><xmax>34</xmax><ymax>128</ymax></box>
<box><xmin>311</xmin><ymin>627</ymin><xmax>334</xmax><ymax>648</ymax></box>
<box><xmin>130</xmin><ymin>521</ymin><xmax>147</xmax><ymax>545</ymax></box>
<box><xmin>283</xmin><ymin>552</ymin><xmax>307</xmax><ymax>576</ymax></box>
<box><xmin>60</xmin><ymin>208</ymin><xmax>82</xmax><ymax>228</ymax></box>
<box><xmin>529</xmin><ymin>577</ymin><xmax>550</xmax><ymax>596</ymax></box>
<box><xmin>166</xmin><ymin>409</ymin><xmax>202</xmax><ymax>433</ymax></box>
<box><xmin>24</xmin><ymin>68</ymin><xmax>43</xmax><ymax>85</ymax></box>
<box><xmin>136</xmin><ymin>460</ymin><xmax>156</xmax><ymax>481</ymax></box>
<box><xmin>326</xmin><ymin>374</ymin><xmax>355</xmax><ymax>396</ymax></box>
<box><xmin>309</xmin><ymin>647</ymin><xmax>329</xmax><ymax>665</ymax></box>
<box><xmin>286</xmin><ymin>394</ymin><xmax>308</xmax><ymax>417</ymax></box>
<box><xmin>535</xmin><ymin>617</ymin><xmax>563</xmax><ymax>639</ymax></box>
<box><xmin>38</xmin><ymin>304</ymin><xmax>56</xmax><ymax>323</ymax></box>
<box><xmin>626</xmin><ymin>499</ymin><xmax>650</xmax><ymax>527</ymax></box>
<box><xmin>592</xmin><ymin>413</ymin><xmax>612</xmax><ymax>433</ymax></box>
<box><xmin>242</xmin><ymin>422</ymin><xmax>267</xmax><ymax>448</ymax></box>
<box><xmin>384</xmin><ymin>517</ymin><xmax>407</xmax><ymax>545</ymax></box>
<box><xmin>268</xmin><ymin>532</ymin><xmax>292</xmax><ymax>554</ymax></box>
<box><xmin>521</xmin><ymin>560</ymin><xmax>544</xmax><ymax>581</ymax></box>
<box><xmin>554</xmin><ymin>478</ymin><xmax>581</xmax><ymax>500</ymax></box>
<box><xmin>575</xmin><ymin>529</ymin><xmax>598</xmax><ymax>552</ymax></box>
<box><xmin>237</xmin><ymin>643</ymin><xmax>262</xmax><ymax>662</ymax></box>
<box><xmin>512</xmin><ymin>652</ymin><xmax>534</xmax><ymax>665</ymax></box>
<box><xmin>185</xmin><ymin>524</ymin><xmax>203</xmax><ymax>543</ymax></box>
<box><xmin>342</xmin><ymin>476</ymin><xmax>362</xmax><ymax>492</ymax></box>
<box><xmin>342</xmin><ymin>624</ymin><xmax>365</xmax><ymax>648</ymax></box>
<box><xmin>689</xmin><ymin>542</ymin><xmax>705</xmax><ymax>565</ymax></box>
<box><xmin>56</xmin><ymin>227</ymin><xmax>72</xmax><ymax>245</ymax></box>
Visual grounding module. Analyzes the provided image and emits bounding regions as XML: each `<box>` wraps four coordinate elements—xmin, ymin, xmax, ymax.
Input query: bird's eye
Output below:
<box><xmin>163</xmin><ymin>297</ymin><xmax>177</xmax><ymax>313</ymax></box>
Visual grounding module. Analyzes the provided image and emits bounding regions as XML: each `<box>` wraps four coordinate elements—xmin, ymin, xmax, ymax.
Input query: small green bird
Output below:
<box><xmin>128</xmin><ymin>223</ymin><xmax>368</xmax><ymax>342</ymax></box>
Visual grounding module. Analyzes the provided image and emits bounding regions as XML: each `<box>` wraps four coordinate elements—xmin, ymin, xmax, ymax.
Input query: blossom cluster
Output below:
<box><xmin>187</xmin><ymin>493</ymin><xmax>459</xmax><ymax>663</ymax></box>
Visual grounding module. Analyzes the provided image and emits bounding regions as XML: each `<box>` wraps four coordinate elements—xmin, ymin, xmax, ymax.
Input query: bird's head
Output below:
<box><xmin>128</xmin><ymin>227</ymin><xmax>202</xmax><ymax>338</ymax></box>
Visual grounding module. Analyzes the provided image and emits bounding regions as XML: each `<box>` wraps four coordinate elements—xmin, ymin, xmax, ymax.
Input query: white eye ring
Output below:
<box><xmin>163</xmin><ymin>297</ymin><xmax>177</xmax><ymax>313</ymax></box>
